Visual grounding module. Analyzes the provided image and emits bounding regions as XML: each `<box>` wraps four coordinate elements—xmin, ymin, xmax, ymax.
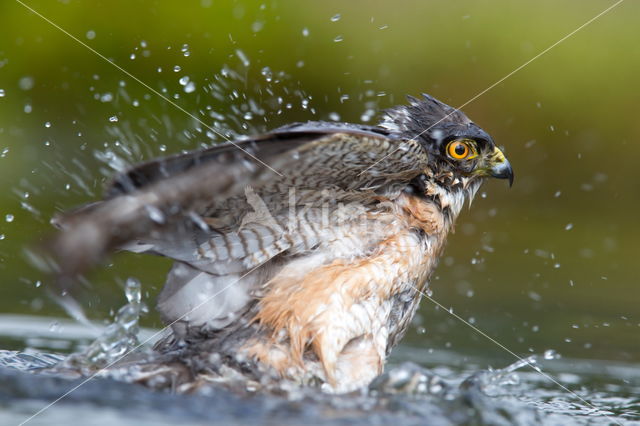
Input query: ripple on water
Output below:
<box><xmin>0</xmin><ymin>295</ymin><xmax>638</xmax><ymax>425</ymax></box>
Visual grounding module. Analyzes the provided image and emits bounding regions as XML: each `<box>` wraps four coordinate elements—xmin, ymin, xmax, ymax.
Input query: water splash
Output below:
<box><xmin>459</xmin><ymin>355</ymin><xmax>539</xmax><ymax>393</ymax></box>
<box><xmin>65</xmin><ymin>277</ymin><xmax>148</xmax><ymax>369</ymax></box>
<box><xmin>47</xmin><ymin>291</ymin><xmax>95</xmax><ymax>331</ymax></box>
<box><xmin>0</xmin><ymin>339</ymin><xmax>635</xmax><ymax>425</ymax></box>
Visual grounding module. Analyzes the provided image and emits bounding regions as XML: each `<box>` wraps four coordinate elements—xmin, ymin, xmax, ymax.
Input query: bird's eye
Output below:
<box><xmin>446</xmin><ymin>140</ymin><xmax>473</xmax><ymax>160</ymax></box>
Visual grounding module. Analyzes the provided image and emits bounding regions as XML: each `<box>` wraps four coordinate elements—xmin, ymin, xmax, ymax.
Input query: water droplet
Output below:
<box><xmin>330</xmin><ymin>13</ymin><xmax>341</xmax><ymax>22</ymax></box>
<box><xmin>0</xmin><ymin>234</ymin><xmax>5</xmax><ymax>240</ymax></box>
<box><xmin>108</xmin><ymin>115</ymin><xmax>119</xmax><ymax>122</ymax></box>
<box><xmin>100</xmin><ymin>92</ymin><xmax>113</xmax><ymax>103</ymax></box>
<box><xmin>360</xmin><ymin>109</ymin><xmax>374</xmax><ymax>122</ymax></box>
<box><xmin>86</xmin><ymin>30</ymin><xmax>96</xmax><ymax>40</ymax></box>
<box><xmin>431</xmin><ymin>129</ymin><xmax>444</xmax><ymax>141</ymax></box>
<box><xmin>129</xmin><ymin>53</ymin><xmax>136</xmax><ymax>60</ymax></box>
<box><xmin>179</xmin><ymin>76</ymin><xmax>190</xmax><ymax>85</ymax></box>
<box><xmin>184</xmin><ymin>82</ymin><xmax>196</xmax><ymax>93</ymax></box>
<box><xmin>261</xmin><ymin>66</ymin><xmax>272</xmax><ymax>82</ymax></box>
<box><xmin>173</xmin><ymin>65</ymin><xmax>181</xmax><ymax>72</ymax></box>
<box><xmin>125</xmin><ymin>277</ymin><xmax>142</xmax><ymax>304</ymax></box>
<box><xmin>181</xmin><ymin>44</ymin><xmax>191</xmax><ymax>57</ymax></box>
<box><xmin>334</xmin><ymin>35</ymin><xmax>344</xmax><ymax>42</ymax></box>
<box><xmin>44</xmin><ymin>121</ymin><xmax>51</xmax><ymax>128</ymax></box>
<box><xmin>145</xmin><ymin>205</ymin><xmax>165</xmax><ymax>224</ymax></box>
<box><xmin>5</xmin><ymin>214</ymin><xmax>14</xmax><ymax>223</ymax></box>
<box><xmin>302</xmin><ymin>27</ymin><xmax>309</xmax><ymax>37</ymax></box>
<box><xmin>528</xmin><ymin>291</ymin><xmax>542</xmax><ymax>301</ymax></box>
<box><xmin>19</xmin><ymin>76</ymin><xmax>34</xmax><ymax>91</ymax></box>
<box><xmin>24</xmin><ymin>104</ymin><xmax>32</xmax><ymax>113</ymax></box>
<box><xmin>328</xmin><ymin>112</ymin><xmax>340</xmax><ymax>121</ymax></box>
<box><xmin>543</xmin><ymin>349</ymin><xmax>558</xmax><ymax>360</ymax></box>
<box><xmin>580</xmin><ymin>183</ymin><xmax>593</xmax><ymax>192</ymax></box>
<box><xmin>0</xmin><ymin>89</ymin><xmax>5</xmax><ymax>97</ymax></box>
<box><xmin>235</xmin><ymin>49</ymin><xmax>250</xmax><ymax>66</ymax></box>
<box><xmin>251</xmin><ymin>21</ymin><xmax>264</xmax><ymax>32</ymax></box>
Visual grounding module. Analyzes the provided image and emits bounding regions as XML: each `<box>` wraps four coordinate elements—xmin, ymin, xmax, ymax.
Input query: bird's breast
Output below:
<box><xmin>244</xmin><ymin>192</ymin><xmax>452</xmax><ymax>391</ymax></box>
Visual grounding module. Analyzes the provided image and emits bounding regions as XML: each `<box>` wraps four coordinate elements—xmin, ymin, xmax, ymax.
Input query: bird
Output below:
<box><xmin>46</xmin><ymin>93</ymin><xmax>513</xmax><ymax>393</ymax></box>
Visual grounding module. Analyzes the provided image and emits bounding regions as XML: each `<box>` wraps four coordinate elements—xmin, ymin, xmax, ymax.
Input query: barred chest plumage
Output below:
<box><xmin>155</xmin><ymin>179</ymin><xmax>473</xmax><ymax>393</ymax></box>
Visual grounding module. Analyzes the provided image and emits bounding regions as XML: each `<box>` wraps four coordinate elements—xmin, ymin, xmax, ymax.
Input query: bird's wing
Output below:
<box><xmin>105</xmin><ymin>121</ymin><xmax>392</xmax><ymax>198</ymax></box>
<box><xmin>43</xmin><ymin>123</ymin><xmax>428</xmax><ymax>283</ymax></box>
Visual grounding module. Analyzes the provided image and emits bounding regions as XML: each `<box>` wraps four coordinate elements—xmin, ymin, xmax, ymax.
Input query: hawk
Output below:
<box><xmin>47</xmin><ymin>94</ymin><xmax>513</xmax><ymax>393</ymax></box>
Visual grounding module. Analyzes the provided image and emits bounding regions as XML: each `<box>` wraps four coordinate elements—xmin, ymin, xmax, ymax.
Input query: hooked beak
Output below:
<box><xmin>489</xmin><ymin>146</ymin><xmax>514</xmax><ymax>187</ymax></box>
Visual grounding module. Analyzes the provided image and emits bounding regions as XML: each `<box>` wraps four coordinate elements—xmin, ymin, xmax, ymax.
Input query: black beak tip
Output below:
<box><xmin>490</xmin><ymin>161</ymin><xmax>514</xmax><ymax>187</ymax></box>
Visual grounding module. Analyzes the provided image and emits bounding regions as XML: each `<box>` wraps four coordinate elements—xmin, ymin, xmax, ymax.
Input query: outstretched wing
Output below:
<box><xmin>42</xmin><ymin>122</ymin><xmax>429</xmax><ymax>285</ymax></box>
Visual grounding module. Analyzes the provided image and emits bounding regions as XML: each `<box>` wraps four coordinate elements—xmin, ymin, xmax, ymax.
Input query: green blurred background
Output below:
<box><xmin>0</xmin><ymin>0</ymin><xmax>638</xmax><ymax>366</ymax></box>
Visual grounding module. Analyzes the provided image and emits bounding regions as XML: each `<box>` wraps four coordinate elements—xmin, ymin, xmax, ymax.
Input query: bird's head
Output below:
<box><xmin>380</xmin><ymin>94</ymin><xmax>513</xmax><ymax>188</ymax></box>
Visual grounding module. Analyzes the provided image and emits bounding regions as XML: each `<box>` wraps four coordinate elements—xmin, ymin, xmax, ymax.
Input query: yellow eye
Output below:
<box><xmin>447</xmin><ymin>140</ymin><xmax>471</xmax><ymax>159</ymax></box>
